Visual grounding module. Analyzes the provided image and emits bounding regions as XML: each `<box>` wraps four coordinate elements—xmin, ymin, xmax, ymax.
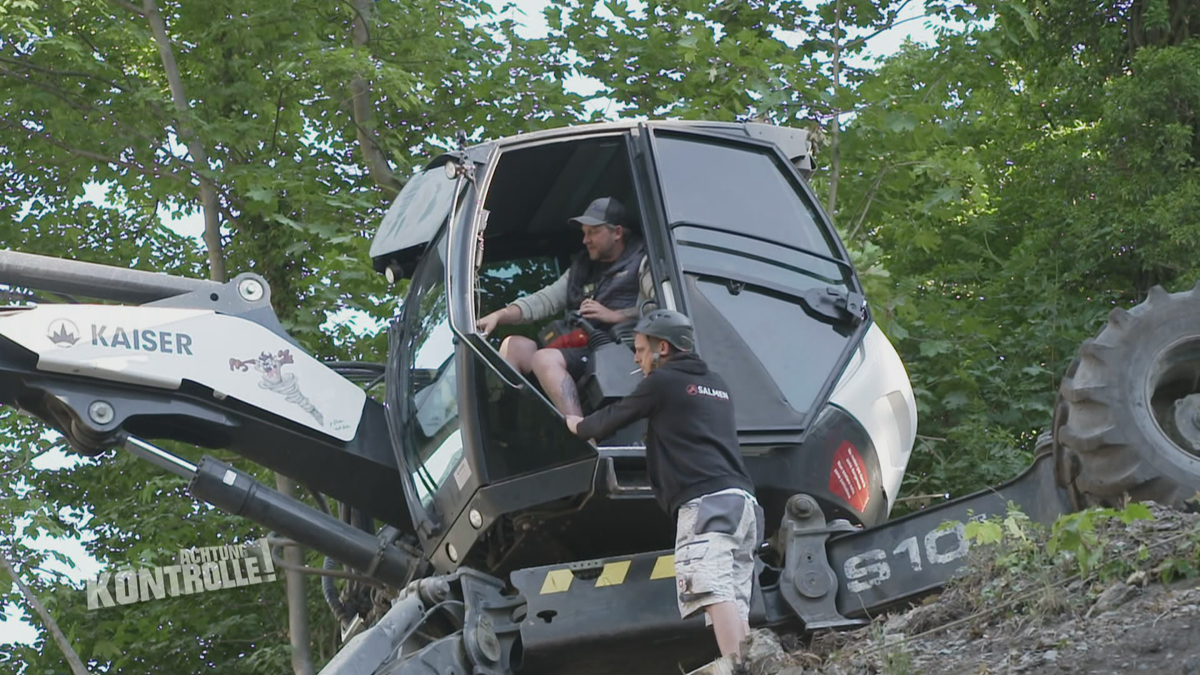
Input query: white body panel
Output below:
<box><xmin>0</xmin><ymin>305</ymin><xmax>366</xmax><ymax>441</ymax></box>
<box><xmin>829</xmin><ymin>324</ymin><xmax>918</xmax><ymax>514</ymax></box>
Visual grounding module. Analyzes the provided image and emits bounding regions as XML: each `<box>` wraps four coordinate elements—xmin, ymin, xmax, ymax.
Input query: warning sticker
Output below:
<box><xmin>453</xmin><ymin>459</ymin><xmax>472</xmax><ymax>490</ymax></box>
<box><xmin>828</xmin><ymin>441</ymin><xmax>871</xmax><ymax>512</ymax></box>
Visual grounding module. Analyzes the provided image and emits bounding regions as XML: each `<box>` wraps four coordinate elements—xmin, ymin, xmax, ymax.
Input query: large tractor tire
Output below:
<box><xmin>1054</xmin><ymin>283</ymin><xmax>1200</xmax><ymax>509</ymax></box>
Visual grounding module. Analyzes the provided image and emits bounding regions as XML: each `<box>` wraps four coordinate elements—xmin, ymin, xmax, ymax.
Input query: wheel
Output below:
<box><xmin>1051</xmin><ymin>357</ymin><xmax>1087</xmax><ymax>511</ymax></box>
<box><xmin>1055</xmin><ymin>282</ymin><xmax>1200</xmax><ymax>509</ymax></box>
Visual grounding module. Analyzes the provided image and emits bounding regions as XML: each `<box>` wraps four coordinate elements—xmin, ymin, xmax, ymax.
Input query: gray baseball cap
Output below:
<box><xmin>569</xmin><ymin>197</ymin><xmax>627</xmax><ymax>228</ymax></box>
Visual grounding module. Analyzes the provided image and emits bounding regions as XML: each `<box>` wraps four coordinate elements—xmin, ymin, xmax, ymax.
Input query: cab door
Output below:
<box><xmin>633</xmin><ymin>124</ymin><xmax>871</xmax><ymax>441</ymax></box>
<box><xmin>405</xmin><ymin>150</ymin><xmax>607</xmax><ymax>571</ymax></box>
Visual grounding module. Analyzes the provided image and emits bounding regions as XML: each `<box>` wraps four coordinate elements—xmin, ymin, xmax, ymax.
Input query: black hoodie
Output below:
<box><xmin>576</xmin><ymin>352</ymin><xmax>755</xmax><ymax>515</ymax></box>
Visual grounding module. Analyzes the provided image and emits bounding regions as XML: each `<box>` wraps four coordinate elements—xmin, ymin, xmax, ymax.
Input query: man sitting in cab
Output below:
<box><xmin>476</xmin><ymin>196</ymin><xmax>653</xmax><ymax>416</ymax></box>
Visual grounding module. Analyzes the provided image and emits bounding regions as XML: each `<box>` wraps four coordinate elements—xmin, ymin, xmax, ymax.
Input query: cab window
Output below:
<box><xmin>653</xmin><ymin>133</ymin><xmax>839</xmax><ymax>258</ymax></box>
<box><xmin>405</xmin><ymin>232</ymin><xmax>462</xmax><ymax>507</ymax></box>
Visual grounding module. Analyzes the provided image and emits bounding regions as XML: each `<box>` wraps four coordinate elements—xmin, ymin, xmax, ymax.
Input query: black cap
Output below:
<box><xmin>569</xmin><ymin>197</ymin><xmax>626</xmax><ymax>229</ymax></box>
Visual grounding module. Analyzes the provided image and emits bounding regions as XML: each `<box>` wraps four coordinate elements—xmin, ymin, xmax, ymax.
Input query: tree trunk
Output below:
<box><xmin>826</xmin><ymin>0</ymin><xmax>844</xmax><ymax>221</ymax></box>
<box><xmin>275</xmin><ymin>474</ymin><xmax>316</xmax><ymax>675</ymax></box>
<box><xmin>0</xmin><ymin>550</ymin><xmax>90</xmax><ymax>675</ymax></box>
<box><xmin>349</xmin><ymin>0</ymin><xmax>403</xmax><ymax>196</ymax></box>
<box><xmin>142</xmin><ymin>0</ymin><xmax>226</xmax><ymax>282</ymax></box>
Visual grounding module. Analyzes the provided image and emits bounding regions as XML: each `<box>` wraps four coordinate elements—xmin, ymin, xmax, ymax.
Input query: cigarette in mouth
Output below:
<box><xmin>630</xmin><ymin>368</ymin><xmax>641</xmax><ymax>375</ymax></box>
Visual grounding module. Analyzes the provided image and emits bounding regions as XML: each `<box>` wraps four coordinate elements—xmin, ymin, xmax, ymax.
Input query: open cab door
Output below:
<box><xmin>377</xmin><ymin>150</ymin><xmax>605</xmax><ymax>577</ymax></box>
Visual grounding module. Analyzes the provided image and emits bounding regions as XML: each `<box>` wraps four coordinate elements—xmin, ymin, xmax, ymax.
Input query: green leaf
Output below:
<box><xmin>245</xmin><ymin>187</ymin><xmax>275</xmax><ymax>203</ymax></box>
<box><xmin>965</xmin><ymin>519</ymin><xmax>1003</xmax><ymax>544</ymax></box>
<box><xmin>1117</xmin><ymin>503</ymin><xmax>1153</xmax><ymax>524</ymax></box>
<box><xmin>884</xmin><ymin>111</ymin><xmax>918</xmax><ymax>133</ymax></box>
<box><xmin>942</xmin><ymin>390</ymin><xmax>970</xmax><ymax>410</ymax></box>
<box><xmin>544</xmin><ymin>6</ymin><xmax>562</xmax><ymax>31</ymax></box>
<box><xmin>918</xmin><ymin>339</ymin><xmax>952</xmax><ymax>357</ymax></box>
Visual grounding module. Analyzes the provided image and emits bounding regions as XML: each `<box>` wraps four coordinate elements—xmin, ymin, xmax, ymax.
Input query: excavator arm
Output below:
<box><xmin>0</xmin><ymin>250</ymin><xmax>421</xmax><ymax>586</ymax></box>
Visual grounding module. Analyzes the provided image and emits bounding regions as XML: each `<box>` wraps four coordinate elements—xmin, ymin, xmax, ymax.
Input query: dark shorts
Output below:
<box><xmin>557</xmin><ymin>347</ymin><xmax>591</xmax><ymax>381</ymax></box>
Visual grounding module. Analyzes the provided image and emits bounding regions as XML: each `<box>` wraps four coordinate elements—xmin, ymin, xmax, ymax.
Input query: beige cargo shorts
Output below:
<box><xmin>674</xmin><ymin>488</ymin><xmax>763</xmax><ymax>624</ymax></box>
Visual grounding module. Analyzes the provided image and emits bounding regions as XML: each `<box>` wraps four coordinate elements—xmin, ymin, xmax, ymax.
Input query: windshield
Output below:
<box><xmin>369</xmin><ymin>166</ymin><xmax>461</xmax><ymax>260</ymax></box>
<box><xmin>653</xmin><ymin>132</ymin><xmax>839</xmax><ymax>258</ymax></box>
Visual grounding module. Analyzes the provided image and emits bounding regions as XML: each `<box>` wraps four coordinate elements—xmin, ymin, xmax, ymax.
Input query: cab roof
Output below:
<box><xmin>435</xmin><ymin>119</ymin><xmax>813</xmax><ymax>171</ymax></box>
<box><xmin>372</xmin><ymin>120</ymin><xmax>815</xmax><ymax>276</ymax></box>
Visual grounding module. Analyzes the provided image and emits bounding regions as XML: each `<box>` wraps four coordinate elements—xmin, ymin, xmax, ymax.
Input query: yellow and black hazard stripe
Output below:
<box><xmin>537</xmin><ymin>553</ymin><xmax>676</xmax><ymax>595</ymax></box>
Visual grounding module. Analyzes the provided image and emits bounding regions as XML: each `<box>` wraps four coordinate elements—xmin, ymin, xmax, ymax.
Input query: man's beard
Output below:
<box><xmin>591</xmin><ymin>243</ymin><xmax>616</xmax><ymax>261</ymax></box>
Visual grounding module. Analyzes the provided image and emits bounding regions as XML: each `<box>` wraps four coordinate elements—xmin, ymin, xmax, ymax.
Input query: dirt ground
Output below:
<box><xmin>868</xmin><ymin>579</ymin><xmax>1200</xmax><ymax>675</ymax></box>
<box><xmin>740</xmin><ymin>502</ymin><xmax>1200</xmax><ymax>675</ymax></box>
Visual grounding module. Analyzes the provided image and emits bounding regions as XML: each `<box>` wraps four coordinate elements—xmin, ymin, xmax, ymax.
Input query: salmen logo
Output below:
<box><xmin>91</xmin><ymin>324</ymin><xmax>195</xmax><ymax>355</ymax></box>
<box><xmin>47</xmin><ymin>319</ymin><xmax>80</xmax><ymax>348</ymax></box>
<box><xmin>686</xmin><ymin>383</ymin><xmax>730</xmax><ymax>400</ymax></box>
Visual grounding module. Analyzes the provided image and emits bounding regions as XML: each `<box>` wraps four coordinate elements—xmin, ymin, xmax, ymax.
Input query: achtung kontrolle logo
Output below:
<box><xmin>86</xmin><ymin>538</ymin><xmax>278</xmax><ymax>610</ymax></box>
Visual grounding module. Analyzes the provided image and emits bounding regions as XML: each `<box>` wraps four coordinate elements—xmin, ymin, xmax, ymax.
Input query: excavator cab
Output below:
<box><xmin>369</xmin><ymin>121</ymin><xmax>918</xmax><ymax>602</ymax></box>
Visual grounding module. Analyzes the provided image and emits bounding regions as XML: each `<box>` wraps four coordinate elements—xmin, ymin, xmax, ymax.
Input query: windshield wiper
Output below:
<box><xmin>799</xmin><ymin>286</ymin><xmax>865</xmax><ymax>326</ymax></box>
<box><xmin>671</xmin><ymin>221</ymin><xmax>855</xmax><ymax>271</ymax></box>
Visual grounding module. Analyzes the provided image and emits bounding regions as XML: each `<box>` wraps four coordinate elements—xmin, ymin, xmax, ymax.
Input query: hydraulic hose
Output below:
<box><xmin>323</xmin><ymin>557</ymin><xmax>353</xmax><ymax>627</ymax></box>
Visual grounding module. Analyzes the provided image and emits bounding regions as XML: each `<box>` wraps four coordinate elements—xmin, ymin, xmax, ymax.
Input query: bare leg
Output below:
<box><xmin>530</xmin><ymin>348</ymin><xmax>583</xmax><ymax>416</ymax></box>
<box><xmin>705</xmin><ymin>602</ymin><xmax>748</xmax><ymax>659</ymax></box>
<box><xmin>499</xmin><ymin>335</ymin><xmax>538</xmax><ymax>373</ymax></box>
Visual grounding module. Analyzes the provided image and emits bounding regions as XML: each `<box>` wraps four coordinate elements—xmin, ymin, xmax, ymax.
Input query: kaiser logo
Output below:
<box><xmin>47</xmin><ymin>319</ymin><xmax>80</xmax><ymax>348</ymax></box>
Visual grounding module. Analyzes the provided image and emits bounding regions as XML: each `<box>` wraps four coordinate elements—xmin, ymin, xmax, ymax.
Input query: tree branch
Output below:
<box><xmin>826</xmin><ymin>0</ymin><xmax>844</xmax><ymax>219</ymax></box>
<box><xmin>0</xmin><ymin>65</ymin><xmax>169</xmax><ymax>155</ymax></box>
<box><xmin>0</xmin><ymin>550</ymin><xmax>90</xmax><ymax>675</ymax></box>
<box><xmin>269</xmin><ymin>85</ymin><xmax>288</xmax><ymax>155</ymax></box>
<box><xmin>847</xmin><ymin>161</ymin><xmax>924</xmax><ymax>241</ymax></box>
<box><xmin>0</xmin><ymin>118</ymin><xmax>187</xmax><ymax>184</ymax></box>
<box><xmin>142</xmin><ymin>0</ymin><xmax>226</xmax><ymax>282</ymax></box>
<box><xmin>109</xmin><ymin>0</ymin><xmax>145</xmax><ymax>15</ymax></box>
<box><xmin>274</xmin><ymin>475</ymin><xmax>316</xmax><ymax>675</ymax></box>
<box><xmin>842</xmin><ymin>0</ymin><xmax>917</xmax><ymax>46</ymax></box>
<box><xmin>0</xmin><ymin>56</ymin><xmax>130</xmax><ymax>92</ymax></box>
<box><xmin>348</xmin><ymin>0</ymin><xmax>403</xmax><ymax>196</ymax></box>
<box><xmin>845</xmin><ymin>12</ymin><xmax>931</xmax><ymax>51</ymax></box>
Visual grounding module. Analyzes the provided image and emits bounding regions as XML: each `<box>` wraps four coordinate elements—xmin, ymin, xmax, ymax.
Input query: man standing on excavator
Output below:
<box><xmin>565</xmin><ymin>309</ymin><xmax>763</xmax><ymax>665</ymax></box>
<box><xmin>476</xmin><ymin>196</ymin><xmax>653</xmax><ymax>416</ymax></box>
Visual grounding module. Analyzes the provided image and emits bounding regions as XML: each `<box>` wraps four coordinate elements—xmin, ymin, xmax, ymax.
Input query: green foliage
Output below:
<box><xmin>832</xmin><ymin>2</ymin><xmax>1200</xmax><ymax>500</ymax></box>
<box><xmin>1046</xmin><ymin>504</ymin><xmax>1153</xmax><ymax>577</ymax></box>
<box><xmin>543</xmin><ymin>0</ymin><xmax>984</xmax><ymax>128</ymax></box>
<box><xmin>961</xmin><ymin>506</ymin><xmax>1043</xmax><ymax>581</ymax></box>
<box><xmin>962</xmin><ymin>503</ymin><xmax>1158</xmax><ymax>582</ymax></box>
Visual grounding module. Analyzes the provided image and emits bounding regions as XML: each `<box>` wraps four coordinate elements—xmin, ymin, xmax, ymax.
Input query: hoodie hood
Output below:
<box><xmin>661</xmin><ymin>351</ymin><xmax>708</xmax><ymax>376</ymax></box>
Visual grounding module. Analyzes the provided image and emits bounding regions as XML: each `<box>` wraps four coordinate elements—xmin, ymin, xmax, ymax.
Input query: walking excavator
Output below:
<box><xmin>2</xmin><ymin>120</ymin><xmax>1199</xmax><ymax>674</ymax></box>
